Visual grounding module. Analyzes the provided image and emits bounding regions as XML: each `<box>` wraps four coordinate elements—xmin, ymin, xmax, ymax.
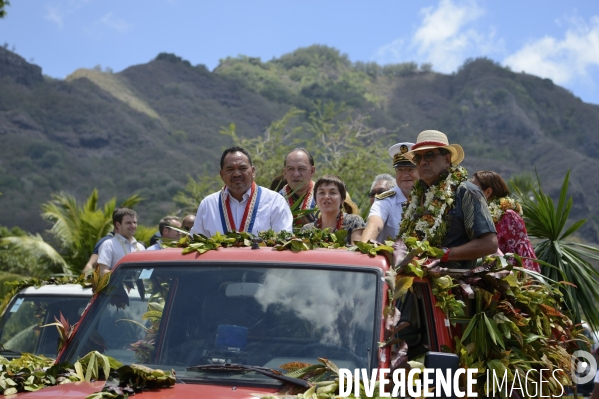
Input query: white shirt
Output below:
<box><xmin>367</xmin><ymin>185</ymin><xmax>407</xmax><ymax>242</ymax></box>
<box><xmin>97</xmin><ymin>233</ymin><xmax>145</xmax><ymax>269</ymax></box>
<box><xmin>146</xmin><ymin>242</ymin><xmax>162</xmax><ymax>251</ymax></box>
<box><xmin>191</xmin><ymin>185</ymin><xmax>293</xmax><ymax>237</ymax></box>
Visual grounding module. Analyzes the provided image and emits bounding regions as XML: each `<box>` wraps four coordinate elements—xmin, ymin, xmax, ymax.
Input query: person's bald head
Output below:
<box><xmin>181</xmin><ymin>215</ymin><xmax>195</xmax><ymax>231</ymax></box>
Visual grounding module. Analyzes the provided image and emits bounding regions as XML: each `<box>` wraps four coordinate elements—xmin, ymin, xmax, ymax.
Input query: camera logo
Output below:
<box><xmin>571</xmin><ymin>350</ymin><xmax>597</xmax><ymax>385</ymax></box>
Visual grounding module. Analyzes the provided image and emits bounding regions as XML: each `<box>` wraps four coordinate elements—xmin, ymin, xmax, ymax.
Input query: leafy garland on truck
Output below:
<box><xmin>174</xmin><ymin>230</ymin><xmax>586</xmax><ymax>398</ymax></box>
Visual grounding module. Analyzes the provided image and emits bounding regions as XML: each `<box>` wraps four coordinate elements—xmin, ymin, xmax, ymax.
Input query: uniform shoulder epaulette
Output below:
<box><xmin>375</xmin><ymin>190</ymin><xmax>396</xmax><ymax>200</ymax></box>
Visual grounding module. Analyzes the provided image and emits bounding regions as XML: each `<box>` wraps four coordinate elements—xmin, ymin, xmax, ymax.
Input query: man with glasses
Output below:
<box><xmin>367</xmin><ymin>174</ymin><xmax>396</xmax><ymax>206</ymax></box>
<box><xmin>279</xmin><ymin>148</ymin><xmax>317</xmax><ymax>227</ymax></box>
<box><xmin>147</xmin><ymin>216</ymin><xmax>182</xmax><ymax>250</ymax></box>
<box><xmin>362</xmin><ymin>142</ymin><xmax>418</xmax><ymax>243</ymax></box>
<box><xmin>400</xmin><ymin>130</ymin><xmax>497</xmax><ymax>268</ymax></box>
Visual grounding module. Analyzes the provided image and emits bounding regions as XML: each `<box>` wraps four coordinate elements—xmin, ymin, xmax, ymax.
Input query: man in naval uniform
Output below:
<box><xmin>361</xmin><ymin>142</ymin><xmax>419</xmax><ymax>243</ymax></box>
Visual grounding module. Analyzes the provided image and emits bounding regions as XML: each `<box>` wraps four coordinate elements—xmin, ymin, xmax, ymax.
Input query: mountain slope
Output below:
<box><xmin>0</xmin><ymin>46</ymin><xmax>598</xmax><ymax>241</ymax></box>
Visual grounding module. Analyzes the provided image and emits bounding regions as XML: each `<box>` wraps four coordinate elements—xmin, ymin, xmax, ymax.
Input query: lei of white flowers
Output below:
<box><xmin>488</xmin><ymin>196</ymin><xmax>522</xmax><ymax>224</ymax></box>
<box><xmin>399</xmin><ymin>166</ymin><xmax>468</xmax><ymax>248</ymax></box>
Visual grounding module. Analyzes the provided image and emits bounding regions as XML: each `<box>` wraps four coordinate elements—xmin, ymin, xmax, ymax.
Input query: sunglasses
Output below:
<box><xmin>412</xmin><ymin>151</ymin><xmax>443</xmax><ymax>165</ymax></box>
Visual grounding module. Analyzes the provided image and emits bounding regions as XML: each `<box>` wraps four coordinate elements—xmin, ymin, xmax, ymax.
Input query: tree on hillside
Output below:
<box><xmin>0</xmin><ymin>190</ymin><xmax>149</xmax><ymax>276</ymax></box>
<box><xmin>517</xmin><ymin>171</ymin><xmax>599</xmax><ymax>331</ymax></box>
<box><xmin>0</xmin><ymin>0</ymin><xmax>9</xmax><ymax>18</ymax></box>
<box><xmin>174</xmin><ymin>101</ymin><xmax>399</xmax><ymax>212</ymax></box>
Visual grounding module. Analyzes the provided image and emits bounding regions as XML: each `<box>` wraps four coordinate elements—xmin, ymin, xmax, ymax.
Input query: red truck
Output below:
<box><xmin>18</xmin><ymin>247</ymin><xmax>457</xmax><ymax>398</ymax></box>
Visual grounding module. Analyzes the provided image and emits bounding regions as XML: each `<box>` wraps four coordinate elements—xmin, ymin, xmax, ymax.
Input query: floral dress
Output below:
<box><xmin>495</xmin><ymin>210</ymin><xmax>540</xmax><ymax>272</ymax></box>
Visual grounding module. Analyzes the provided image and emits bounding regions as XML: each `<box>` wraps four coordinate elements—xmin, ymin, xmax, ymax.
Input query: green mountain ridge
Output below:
<box><xmin>1</xmin><ymin>45</ymin><xmax>598</xmax><ymax>242</ymax></box>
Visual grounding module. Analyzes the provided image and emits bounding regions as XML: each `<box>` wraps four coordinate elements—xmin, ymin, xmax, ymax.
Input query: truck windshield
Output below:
<box><xmin>62</xmin><ymin>265</ymin><xmax>379</xmax><ymax>384</ymax></box>
<box><xmin>0</xmin><ymin>294</ymin><xmax>90</xmax><ymax>358</ymax></box>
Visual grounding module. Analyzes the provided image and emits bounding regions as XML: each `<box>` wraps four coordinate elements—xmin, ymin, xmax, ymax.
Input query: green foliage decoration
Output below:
<box><xmin>516</xmin><ymin>171</ymin><xmax>599</xmax><ymax>331</ymax></box>
<box><xmin>0</xmin><ymin>349</ymin><xmax>174</xmax><ymax>398</ymax></box>
<box><xmin>391</xmin><ymin>240</ymin><xmax>584</xmax><ymax>397</ymax></box>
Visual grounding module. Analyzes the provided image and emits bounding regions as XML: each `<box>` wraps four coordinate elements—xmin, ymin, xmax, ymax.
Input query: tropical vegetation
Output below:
<box><xmin>515</xmin><ymin>171</ymin><xmax>599</xmax><ymax>333</ymax></box>
<box><xmin>0</xmin><ymin>190</ymin><xmax>154</xmax><ymax>278</ymax></box>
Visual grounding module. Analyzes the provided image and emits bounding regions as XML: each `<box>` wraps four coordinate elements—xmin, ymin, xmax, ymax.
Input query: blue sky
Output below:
<box><xmin>1</xmin><ymin>0</ymin><xmax>599</xmax><ymax>104</ymax></box>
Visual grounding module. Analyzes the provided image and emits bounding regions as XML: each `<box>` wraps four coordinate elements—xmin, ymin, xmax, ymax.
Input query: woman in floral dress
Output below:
<box><xmin>472</xmin><ymin>171</ymin><xmax>540</xmax><ymax>272</ymax></box>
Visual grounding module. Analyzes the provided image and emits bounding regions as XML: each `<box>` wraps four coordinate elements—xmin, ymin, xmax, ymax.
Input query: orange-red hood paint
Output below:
<box><xmin>17</xmin><ymin>381</ymin><xmax>278</xmax><ymax>398</ymax></box>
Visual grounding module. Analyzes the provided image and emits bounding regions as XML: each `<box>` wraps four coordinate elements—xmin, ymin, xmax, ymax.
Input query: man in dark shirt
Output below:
<box><xmin>400</xmin><ymin>130</ymin><xmax>497</xmax><ymax>268</ymax></box>
<box><xmin>82</xmin><ymin>231</ymin><xmax>114</xmax><ymax>273</ymax></box>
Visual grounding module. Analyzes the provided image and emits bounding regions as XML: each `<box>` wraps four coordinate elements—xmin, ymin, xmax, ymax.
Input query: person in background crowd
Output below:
<box><xmin>82</xmin><ymin>229</ymin><xmax>114</xmax><ymax>273</ymax></box>
<box><xmin>270</xmin><ymin>175</ymin><xmax>287</xmax><ymax>192</ymax></box>
<box><xmin>367</xmin><ymin>174</ymin><xmax>397</xmax><ymax>206</ymax></box>
<box><xmin>362</xmin><ymin>143</ymin><xmax>418</xmax><ymax>243</ymax></box>
<box><xmin>181</xmin><ymin>214</ymin><xmax>195</xmax><ymax>232</ymax></box>
<box><xmin>149</xmin><ymin>231</ymin><xmax>161</xmax><ymax>246</ymax></box>
<box><xmin>97</xmin><ymin>208</ymin><xmax>145</xmax><ymax>274</ymax></box>
<box><xmin>472</xmin><ymin>171</ymin><xmax>540</xmax><ymax>272</ymax></box>
<box><xmin>147</xmin><ymin>216</ymin><xmax>182</xmax><ymax>250</ymax></box>
<box><xmin>190</xmin><ymin>146</ymin><xmax>293</xmax><ymax>236</ymax></box>
<box><xmin>400</xmin><ymin>130</ymin><xmax>497</xmax><ymax>268</ymax></box>
<box><xmin>279</xmin><ymin>148</ymin><xmax>317</xmax><ymax>227</ymax></box>
<box><xmin>83</xmin><ymin>207</ymin><xmax>129</xmax><ymax>273</ymax></box>
<box><xmin>302</xmin><ymin>175</ymin><xmax>365</xmax><ymax>245</ymax></box>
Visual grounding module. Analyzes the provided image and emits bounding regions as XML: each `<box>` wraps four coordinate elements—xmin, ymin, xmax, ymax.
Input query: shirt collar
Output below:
<box><xmin>115</xmin><ymin>233</ymin><xmax>137</xmax><ymax>244</ymax></box>
<box><xmin>224</xmin><ymin>186</ymin><xmax>252</xmax><ymax>202</ymax></box>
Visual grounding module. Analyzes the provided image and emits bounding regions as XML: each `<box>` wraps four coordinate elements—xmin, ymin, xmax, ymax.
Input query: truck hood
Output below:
<box><xmin>16</xmin><ymin>381</ymin><xmax>279</xmax><ymax>398</ymax></box>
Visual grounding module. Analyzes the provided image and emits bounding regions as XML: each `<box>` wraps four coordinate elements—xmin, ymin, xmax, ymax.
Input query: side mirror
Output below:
<box><xmin>424</xmin><ymin>352</ymin><xmax>460</xmax><ymax>399</ymax></box>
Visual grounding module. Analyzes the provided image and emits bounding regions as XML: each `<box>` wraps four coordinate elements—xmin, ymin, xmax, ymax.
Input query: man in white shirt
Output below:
<box><xmin>361</xmin><ymin>142</ymin><xmax>418</xmax><ymax>243</ymax></box>
<box><xmin>147</xmin><ymin>216</ymin><xmax>182</xmax><ymax>250</ymax></box>
<box><xmin>191</xmin><ymin>146</ymin><xmax>293</xmax><ymax>237</ymax></box>
<box><xmin>97</xmin><ymin>208</ymin><xmax>145</xmax><ymax>273</ymax></box>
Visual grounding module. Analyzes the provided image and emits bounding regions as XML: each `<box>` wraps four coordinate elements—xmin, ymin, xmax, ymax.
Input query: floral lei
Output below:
<box><xmin>399</xmin><ymin>166</ymin><xmax>468</xmax><ymax>248</ymax></box>
<box><xmin>488</xmin><ymin>196</ymin><xmax>523</xmax><ymax>224</ymax></box>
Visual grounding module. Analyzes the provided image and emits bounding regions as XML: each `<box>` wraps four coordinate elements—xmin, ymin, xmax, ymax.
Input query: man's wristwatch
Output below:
<box><xmin>441</xmin><ymin>247</ymin><xmax>450</xmax><ymax>262</ymax></box>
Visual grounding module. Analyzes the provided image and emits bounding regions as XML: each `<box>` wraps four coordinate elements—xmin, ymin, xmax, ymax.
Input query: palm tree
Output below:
<box><xmin>517</xmin><ymin>171</ymin><xmax>599</xmax><ymax>331</ymax></box>
<box><xmin>1</xmin><ymin>190</ymin><xmax>143</xmax><ymax>276</ymax></box>
<box><xmin>41</xmin><ymin>189</ymin><xmax>142</xmax><ymax>273</ymax></box>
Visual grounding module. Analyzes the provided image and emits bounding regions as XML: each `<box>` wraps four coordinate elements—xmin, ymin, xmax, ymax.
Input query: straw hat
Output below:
<box><xmin>387</xmin><ymin>142</ymin><xmax>415</xmax><ymax>167</ymax></box>
<box><xmin>405</xmin><ymin>130</ymin><xmax>465</xmax><ymax>165</ymax></box>
<box><xmin>342</xmin><ymin>193</ymin><xmax>360</xmax><ymax>215</ymax></box>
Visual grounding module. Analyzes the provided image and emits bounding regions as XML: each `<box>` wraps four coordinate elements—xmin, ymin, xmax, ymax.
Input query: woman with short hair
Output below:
<box><xmin>302</xmin><ymin>175</ymin><xmax>365</xmax><ymax>245</ymax></box>
<box><xmin>472</xmin><ymin>171</ymin><xmax>540</xmax><ymax>272</ymax></box>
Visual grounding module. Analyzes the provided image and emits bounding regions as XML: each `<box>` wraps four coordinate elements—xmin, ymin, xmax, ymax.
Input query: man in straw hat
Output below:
<box><xmin>362</xmin><ymin>142</ymin><xmax>418</xmax><ymax>243</ymax></box>
<box><xmin>399</xmin><ymin>130</ymin><xmax>497</xmax><ymax>269</ymax></box>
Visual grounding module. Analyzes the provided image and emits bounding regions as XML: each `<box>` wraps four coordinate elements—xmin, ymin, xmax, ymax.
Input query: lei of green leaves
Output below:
<box><xmin>0</xmin><ymin>350</ymin><xmax>174</xmax><ymax>398</ymax></box>
<box><xmin>398</xmin><ymin>166</ymin><xmax>468</xmax><ymax>248</ymax></box>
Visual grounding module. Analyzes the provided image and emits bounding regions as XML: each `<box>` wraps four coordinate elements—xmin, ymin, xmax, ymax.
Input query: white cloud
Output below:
<box><xmin>98</xmin><ymin>12</ymin><xmax>132</xmax><ymax>34</ymax></box>
<box><xmin>372</xmin><ymin>38</ymin><xmax>405</xmax><ymax>65</ymax></box>
<box><xmin>504</xmin><ymin>16</ymin><xmax>599</xmax><ymax>86</ymax></box>
<box><xmin>44</xmin><ymin>5</ymin><xmax>65</xmax><ymax>29</ymax></box>
<box><xmin>373</xmin><ymin>0</ymin><xmax>501</xmax><ymax>72</ymax></box>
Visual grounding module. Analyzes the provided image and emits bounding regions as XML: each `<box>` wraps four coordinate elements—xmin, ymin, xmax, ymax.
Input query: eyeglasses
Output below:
<box><xmin>394</xmin><ymin>167</ymin><xmax>416</xmax><ymax>174</ymax></box>
<box><xmin>412</xmin><ymin>151</ymin><xmax>443</xmax><ymax>165</ymax></box>
<box><xmin>368</xmin><ymin>189</ymin><xmax>387</xmax><ymax>198</ymax></box>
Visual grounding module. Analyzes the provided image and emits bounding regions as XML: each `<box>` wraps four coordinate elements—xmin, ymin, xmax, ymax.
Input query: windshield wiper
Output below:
<box><xmin>186</xmin><ymin>364</ymin><xmax>310</xmax><ymax>388</ymax></box>
<box><xmin>0</xmin><ymin>346</ymin><xmax>21</xmax><ymax>356</ymax></box>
